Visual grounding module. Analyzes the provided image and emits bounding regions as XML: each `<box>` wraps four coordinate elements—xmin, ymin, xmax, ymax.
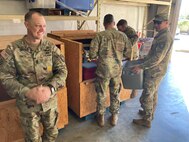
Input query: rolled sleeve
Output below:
<box><xmin>89</xmin><ymin>35</ymin><xmax>99</xmax><ymax>59</ymax></box>
<box><xmin>123</xmin><ymin>35</ymin><xmax>132</xmax><ymax>59</ymax></box>
<box><xmin>18</xmin><ymin>87</ymin><xmax>30</xmax><ymax>101</ymax></box>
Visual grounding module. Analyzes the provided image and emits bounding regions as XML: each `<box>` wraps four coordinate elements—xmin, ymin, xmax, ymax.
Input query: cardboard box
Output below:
<box><xmin>139</xmin><ymin>38</ymin><xmax>154</xmax><ymax>58</ymax></box>
<box><xmin>26</xmin><ymin>0</ymin><xmax>55</xmax><ymax>9</ymax></box>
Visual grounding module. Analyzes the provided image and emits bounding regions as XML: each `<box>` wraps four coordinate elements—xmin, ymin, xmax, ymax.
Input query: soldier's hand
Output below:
<box><xmin>25</xmin><ymin>86</ymin><xmax>51</xmax><ymax>104</ymax></box>
<box><xmin>35</xmin><ymin>86</ymin><xmax>51</xmax><ymax>104</ymax></box>
<box><xmin>132</xmin><ymin>66</ymin><xmax>141</xmax><ymax>74</ymax></box>
<box><xmin>25</xmin><ymin>87</ymin><xmax>39</xmax><ymax>101</ymax></box>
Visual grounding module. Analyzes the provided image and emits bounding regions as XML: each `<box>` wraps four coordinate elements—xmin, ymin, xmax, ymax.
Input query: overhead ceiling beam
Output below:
<box><xmin>0</xmin><ymin>15</ymin><xmax>98</xmax><ymax>21</ymax></box>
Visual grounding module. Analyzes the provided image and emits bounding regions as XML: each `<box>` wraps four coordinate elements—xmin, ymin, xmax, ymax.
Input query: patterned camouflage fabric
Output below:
<box><xmin>131</xmin><ymin>28</ymin><xmax>173</xmax><ymax>121</ymax></box>
<box><xmin>89</xmin><ymin>28</ymin><xmax>131</xmax><ymax>115</ymax></box>
<box><xmin>20</xmin><ymin>108</ymin><xmax>58</xmax><ymax>142</ymax></box>
<box><xmin>124</xmin><ymin>26</ymin><xmax>139</xmax><ymax>59</ymax></box>
<box><xmin>0</xmin><ymin>36</ymin><xmax>67</xmax><ymax>141</ymax></box>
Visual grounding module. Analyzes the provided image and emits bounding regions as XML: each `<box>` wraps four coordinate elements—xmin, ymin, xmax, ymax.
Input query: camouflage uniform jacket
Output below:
<box><xmin>89</xmin><ymin>28</ymin><xmax>132</xmax><ymax>78</ymax></box>
<box><xmin>134</xmin><ymin>28</ymin><xmax>173</xmax><ymax>78</ymax></box>
<box><xmin>0</xmin><ymin>36</ymin><xmax>68</xmax><ymax>113</ymax></box>
<box><xmin>124</xmin><ymin>26</ymin><xmax>139</xmax><ymax>59</ymax></box>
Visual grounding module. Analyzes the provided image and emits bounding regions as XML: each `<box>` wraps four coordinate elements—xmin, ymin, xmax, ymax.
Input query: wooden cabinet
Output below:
<box><xmin>48</xmin><ymin>30</ymin><xmax>131</xmax><ymax>118</ymax></box>
<box><xmin>0</xmin><ymin>35</ymin><xmax>68</xmax><ymax>142</ymax></box>
<box><xmin>56</xmin><ymin>87</ymin><xmax>68</xmax><ymax>129</ymax></box>
<box><xmin>0</xmin><ymin>100</ymin><xmax>24</xmax><ymax>142</ymax></box>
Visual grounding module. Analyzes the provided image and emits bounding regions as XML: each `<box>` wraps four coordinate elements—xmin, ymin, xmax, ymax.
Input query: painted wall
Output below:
<box><xmin>99</xmin><ymin>3</ymin><xmax>146</xmax><ymax>33</ymax></box>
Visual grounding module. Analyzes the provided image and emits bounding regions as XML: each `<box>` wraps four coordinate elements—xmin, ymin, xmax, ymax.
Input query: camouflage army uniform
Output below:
<box><xmin>89</xmin><ymin>28</ymin><xmax>131</xmax><ymax>115</ymax></box>
<box><xmin>0</xmin><ymin>36</ymin><xmax>67</xmax><ymax>142</ymax></box>
<box><xmin>124</xmin><ymin>26</ymin><xmax>139</xmax><ymax>59</ymax></box>
<box><xmin>132</xmin><ymin>28</ymin><xmax>173</xmax><ymax>121</ymax></box>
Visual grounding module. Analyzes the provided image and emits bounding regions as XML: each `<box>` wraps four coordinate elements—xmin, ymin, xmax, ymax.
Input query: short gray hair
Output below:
<box><xmin>24</xmin><ymin>11</ymin><xmax>43</xmax><ymax>22</ymax></box>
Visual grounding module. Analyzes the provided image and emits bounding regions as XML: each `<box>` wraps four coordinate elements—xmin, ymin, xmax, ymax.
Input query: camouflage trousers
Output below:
<box><xmin>95</xmin><ymin>76</ymin><xmax>121</xmax><ymax>115</ymax></box>
<box><xmin>140</xmin><ymin>76</ymin><xmax>162</xmax><ymax>121</ymax></box>
<box><xmin>20</xmin><ymin>108</ymin><xmax>58</xmax><ymax>142</ymax></box>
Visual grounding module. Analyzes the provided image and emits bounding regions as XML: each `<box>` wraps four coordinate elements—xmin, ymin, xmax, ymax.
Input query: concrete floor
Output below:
<box><xmin>56</xmin><ymin>35</ymin><xmax>189</xmax><ymax>142</ymax></box>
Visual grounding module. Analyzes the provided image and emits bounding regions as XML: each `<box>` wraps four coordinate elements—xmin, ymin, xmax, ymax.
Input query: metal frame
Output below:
<box><xmin>0</xmin><ymin>0</ymin><xmax>172</xmax><ymax>33</ymax></box>
<box><xmin>0</xmin><ymin>0</ymin><xmax>101</xmax><ymax>32</ymax></box>
<box><xmin>77</xmin><ymin>0</ymin><xmax>101</xmax><ymax>32</ymax></box>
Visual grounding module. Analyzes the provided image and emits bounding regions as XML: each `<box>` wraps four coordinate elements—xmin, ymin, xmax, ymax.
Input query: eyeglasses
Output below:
<box><xmin>153</xmin><ymin>20</ymin><xmax>162</xmax><ymax>25</ymax></box>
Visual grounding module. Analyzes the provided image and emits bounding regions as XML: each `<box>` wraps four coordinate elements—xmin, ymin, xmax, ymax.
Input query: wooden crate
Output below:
<box><xmin>48</xmin><ymin>30</ymin><xmax>131</xmax><ymax>118</ymax></box>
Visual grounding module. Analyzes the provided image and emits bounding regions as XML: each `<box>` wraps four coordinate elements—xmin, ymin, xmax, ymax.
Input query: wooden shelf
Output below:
<box><xmin>103</xmin><ymin>0</ymin><xmax>171</xmax><ymax>6</ymax></box>
<box><xmin>0</xmin><ymin>15</ymin><xmax>98</xmax><ymax>21</ymax></box>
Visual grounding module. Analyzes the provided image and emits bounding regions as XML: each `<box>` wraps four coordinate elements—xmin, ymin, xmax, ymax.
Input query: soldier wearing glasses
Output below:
<box><xmin>128</xmin><ymin>13</ymin><xmax>173</xmax><ymax>128</ymax></box>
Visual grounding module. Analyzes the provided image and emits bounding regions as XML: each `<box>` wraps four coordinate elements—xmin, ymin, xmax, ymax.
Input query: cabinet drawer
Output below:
<box><xmin>79</xmin><ymin>80</ymin><xmax>109</xmax><ymax>117</ymax></box>
<box><xmin>79</xmin><ymin>80</ymin><xmax>131</xmax><ymax>117</ymax></box>
<box><xmin>120</xmin><ymin>87</ymin><xmax>131</xmax><ymax>101</ymax></box>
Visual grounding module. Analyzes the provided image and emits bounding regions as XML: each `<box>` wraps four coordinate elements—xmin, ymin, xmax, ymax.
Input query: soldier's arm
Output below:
<box><xmin>46</xmin><ymin>45</ymin><xmax>68</xmax><ymax>93</ymax></box>
<box><xmin>89</xmin><ymin>35</ymin><xmax>100</xmax><ymax>60</ymax></box>
<box><xmin>137</xmin><ymin>40</ymin><xmax>172</xmax><ymax>69</ymax></box>
<box><xmin>129</xmin><ymin>29</ymin><xmax>138</xmax><ymax>45</ymax></box>
<box><xmin>123</xmin><ymin>35</ymin><xmax>132</xmax><ymax>59</ymax></box>
<box><xmin>0</xmin><ymin>46</ymin><xmax>30</xmax><ymax>100</ymax></box>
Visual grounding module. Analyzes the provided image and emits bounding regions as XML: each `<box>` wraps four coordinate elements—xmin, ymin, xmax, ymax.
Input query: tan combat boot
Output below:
<box><xmin>133</xmin><ymin>119</ymin><xmax>151</xmax><ymax>128</ymax></box>
<box><xmin>138</xmin><ymin>110</ymin><xmax>154</xmax><ymax>120</ymax></box>
<box><xmin>138</xmin><ymin>109</ymin><xmax>146</xmax><ymax>115</ymax></box>
<box><xmin>96</xmin><ymin>114</ymin><xmax>104</xmax><ymax>127</ymax></box>
<box><xmin>110</xmin><ymin>114</ymin><xmax>118</xmax><ymax>126</ymax></box>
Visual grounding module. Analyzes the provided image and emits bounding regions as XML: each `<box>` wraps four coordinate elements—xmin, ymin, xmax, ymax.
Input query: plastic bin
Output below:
<box><xmin>56</xmin><ymin>0</ymin><xmax>94</xmax><ymax>11</ymax></box>
<box><xmin>82</xmin><ymin>62</ymin><xmax>97</xmax><ymax>80</ymax></box>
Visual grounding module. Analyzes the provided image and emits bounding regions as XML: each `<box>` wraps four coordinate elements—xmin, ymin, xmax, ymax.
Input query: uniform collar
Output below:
<box><xmin>105</xmin><ymin>28</ymin><xmax>116</xmax><ymax>31</ymax></box>
<box><xmin>124</xmin><ymin>26</ymin><xmax>130</xmax><ymax>32</ymax></box>
<box><xmin>22</xmin><ymin>35</ymin><xmax>45</xmax><ymax>51</ymax></box>
<box><xmin>155</xmin><ymin>28</ymin><xmax>168</xmax><ymax>38</ymax></box>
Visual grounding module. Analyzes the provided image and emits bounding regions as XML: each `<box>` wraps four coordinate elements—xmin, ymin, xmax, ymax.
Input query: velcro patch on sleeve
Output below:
<box><xmin>159</xmin><ymin>43</ymin><xmax>165</xmax><ymax>49</ymax></box>
<box><xmin>0</xmin><ymin>50</ymin><xmax>9</xmax><ymax>60</ymax></box>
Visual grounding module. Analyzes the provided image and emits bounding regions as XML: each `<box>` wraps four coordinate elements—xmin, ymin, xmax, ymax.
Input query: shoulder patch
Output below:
<box><xmin>159</xmin><ymin>43</ymin><xmax>165</xmax><ymax>49</ymax></box>
<box><xmin>0</xmin><ymin>50</ymin><xmax>9</xmax><ymax>60</ymax></box>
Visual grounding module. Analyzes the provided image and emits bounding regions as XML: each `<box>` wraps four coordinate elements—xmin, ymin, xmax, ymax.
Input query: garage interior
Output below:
<box><xmin>0</xmin><ymin>0</ymin><xmax>189</xmax><ymax>142</ymax></box>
